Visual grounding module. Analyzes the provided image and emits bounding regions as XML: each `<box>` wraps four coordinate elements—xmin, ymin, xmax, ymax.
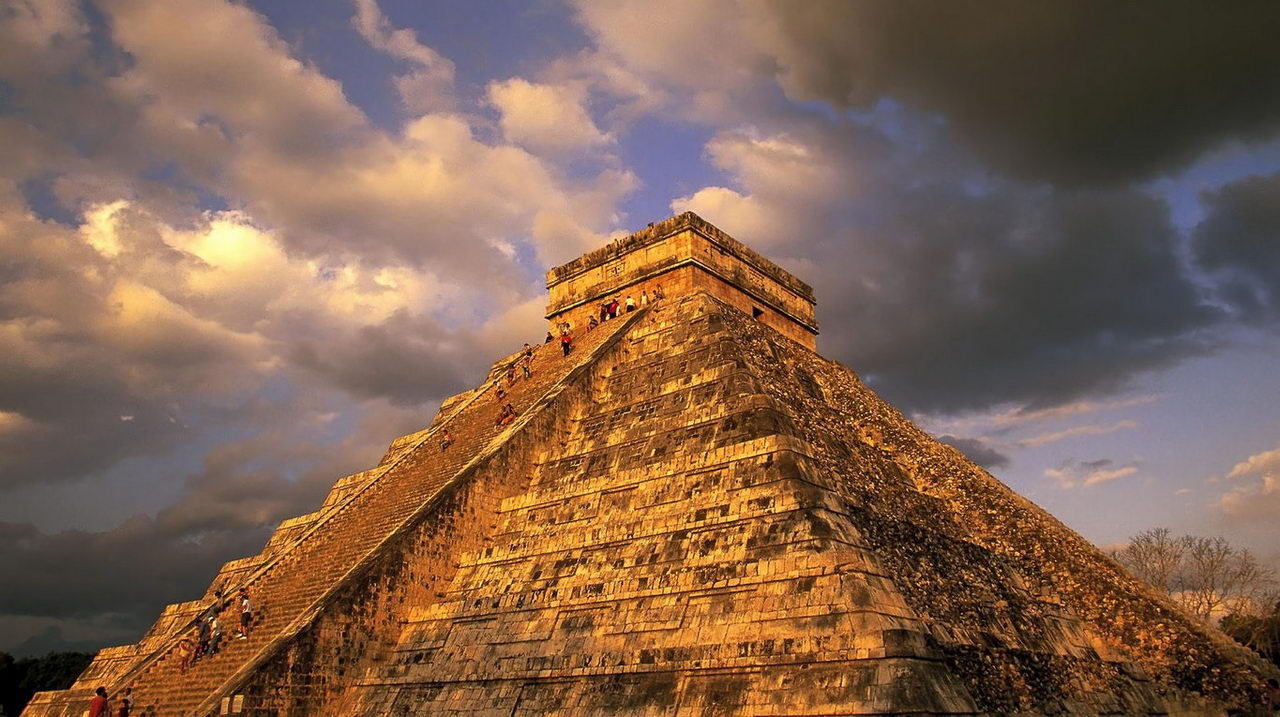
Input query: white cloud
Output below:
<box><xmin>1083</xmin><ymin>465</ymin><xmax>1138</xmax><ymax>487</ymax></box>
<box><xmin>488</xmin><ymin>78</ymin><xmax>613</xmax><ymax>155</ymax></box>
<box><xmin>1018</xmin><ymin>420</ymin><xmax>1139</xmax><ymax>448</ymax></box>
<box><xmin>993</xmin><ymin>395</ymin><xmax>1160</xmax><ymax>428</ymax></box>
<box><xmin>670</xmin><ymin>129</ymin><xmax>852</xmax><ymax>260</ymax></box>
<box><xmin>1215</xmin><ymin>442</ymin><xmax>1280</xmax><ymax>528</ymax></box>
<box><xmin>105</xmin><ymin>0</ymin><xmax>365</xmax><ymax>155</ymax></box>
<box><xmin>0</xmin><ymin>411</ymin><xmax>39</xmax><ymax>434</ymax></box>
<box><xmin>60</xmin><ymin>0</ymin><xmax>634</xmax><ymax>284</ymax></box>
<box><xmin>1045</xmin><ymin>459</ymin><xmax>1138</xmax><ymax>490</ymax></box>
<box><xmin>1216</xmin><ymin>474</ymin><xmax>1280</xmax><ymax>525</ymax></box>
<box><xmin>0</xmin><ymin>0</ymin><xmax>646</xmax><ymax>503</ymax></box>
<box><xmin>920</xmin><ymin>395</ymin><xmax>1162</xmax><ymax>440</ymax></box>
<box><xmin>570</xmin><ymin>0</ymin><xmax>766</xmax><ymax>97</ymax></box>
<box><xmin>1225</xmin><ymin>444</ymin><xmax>1280</xmax><ymax>480</ymax></box>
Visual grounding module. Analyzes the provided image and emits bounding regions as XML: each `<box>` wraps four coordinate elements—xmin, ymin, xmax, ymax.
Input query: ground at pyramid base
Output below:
<box><xmin>25</xmin><ymin>213</ymin><xmax>1279</xmax><ymax>716</ymax></box>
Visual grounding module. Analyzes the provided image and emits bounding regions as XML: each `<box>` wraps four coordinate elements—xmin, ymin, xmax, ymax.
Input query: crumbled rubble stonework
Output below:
<box><xmin>26</xmin><ymin>215</ymin><xmax>1277</xmax><ymax>716</ymax></box>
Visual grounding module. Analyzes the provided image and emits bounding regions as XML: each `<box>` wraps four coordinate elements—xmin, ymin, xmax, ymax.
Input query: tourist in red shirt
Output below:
<box><xmin>88</xmin><ymin>687</ymin><xmax>110</xmax><ymax>717</ymax></box>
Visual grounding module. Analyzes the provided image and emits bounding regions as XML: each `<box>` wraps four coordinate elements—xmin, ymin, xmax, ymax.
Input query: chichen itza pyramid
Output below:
<box><xmin>26</xmin><ymin>212</ymin><xmax>1278</xmax><ymax>715</ymax></box>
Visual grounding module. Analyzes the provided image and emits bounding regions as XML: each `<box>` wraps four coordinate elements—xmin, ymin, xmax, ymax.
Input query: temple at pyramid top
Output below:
<box><xmin>546</xmin><ymin>211</ymin><xmax>820</xmax><ymax>348</ymax></box>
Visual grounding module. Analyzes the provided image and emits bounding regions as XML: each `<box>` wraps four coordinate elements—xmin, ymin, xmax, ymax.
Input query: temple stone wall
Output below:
<box><xmin>545</xmin><ymin>212</ymin><xmax>818</xmax><ymax>349</ymax></box>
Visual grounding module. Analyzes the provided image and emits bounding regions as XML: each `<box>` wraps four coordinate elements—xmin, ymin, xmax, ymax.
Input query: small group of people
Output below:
<box><xmin>198</xmin><ymin>610</ymin><xmax>223</xmax><ymax>656</ymax></box>
<box><xmin>176</xmin><ymin>586</ymin><xmax>253</xmax><ymax>673</ymax></box>
<box><xmin>545</xmin><ymin>323</ymin><xmax>576</xmax><ymax>356</ymax></box>
<box><xmin>596</xmin><ymin>286</ymin><xmax>663</xmax><ymax>325</ymax></box>
<box><xmin>88</xmin><ymin>685</ymin><xmax>131</xmax><ymax>717</ymax></box>
<box><xmin>506</xmin><ymin>345</ymin><xmax>533</xmax><ymax>385</ymax></box>
<box><xmin>490</xmin><ymin>344</ymin><xmax>538</xmax><ymax>426</ymax></box>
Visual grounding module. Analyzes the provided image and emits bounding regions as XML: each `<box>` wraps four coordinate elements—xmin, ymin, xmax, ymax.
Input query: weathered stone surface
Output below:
<box><xmin>26</xmin><ymin>214</ymin><xmax>1278</xmax><ymax>716</ymax></box>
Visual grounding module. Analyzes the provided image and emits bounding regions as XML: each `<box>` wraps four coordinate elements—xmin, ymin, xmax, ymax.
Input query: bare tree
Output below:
<box><xmin>1113</xmin><ymin>528</ymin><xmax>1276</xmax><ymax>625</ymax></box>
<box><xmin>1114</xmin><ymin>527</ymin><xmax>1186</xmax><ymax>594</ymax></box>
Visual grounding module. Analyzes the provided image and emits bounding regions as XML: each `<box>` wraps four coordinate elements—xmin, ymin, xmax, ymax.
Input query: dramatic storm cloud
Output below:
<box><xmin>760</xmin><ymin>1</ymin><xmax>1280</xmax><ymax>184</ymax></box>
<box><xmin>0</xmin><ymin>0</ymin><xmax>1277</xmax><ymax>655</ymax></box>
<box><xmin>1193</xmin><ymin>171</ymin><xmax>1280</xmax><ymax>323</ymax></box>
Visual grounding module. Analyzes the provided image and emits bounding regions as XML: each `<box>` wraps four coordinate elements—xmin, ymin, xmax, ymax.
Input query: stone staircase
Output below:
<box><xmin>25</xmin><ymin>310</ymin><xmax>645</xmax><ymax>716</ymax></box>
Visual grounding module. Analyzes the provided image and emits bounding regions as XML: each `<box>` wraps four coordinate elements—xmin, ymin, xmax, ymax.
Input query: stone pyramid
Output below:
<box><xmin>27</xmin><ymin>213</ymin><xmax>1277</xmax><ymax>716</ymax></box>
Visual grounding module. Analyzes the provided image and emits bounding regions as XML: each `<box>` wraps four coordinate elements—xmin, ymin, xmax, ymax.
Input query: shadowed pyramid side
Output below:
<box><xmin>714</xmin><ymin>293</ymin><xmax>1277</xmax><ymax>713</ymax></box>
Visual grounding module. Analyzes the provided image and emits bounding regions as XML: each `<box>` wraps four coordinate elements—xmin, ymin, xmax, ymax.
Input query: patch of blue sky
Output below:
<box><xmin>616</xmin><ymin>115</ymin><xmax>724</xmax><ymax>223</ymax></box>
<box><xmin>509</xmin><ymin>233</ymin><xmax>549</xmax><ymax>286</ymax></box>
<box><xmin>998</xmin><ymin>335</ymin><xmax>1280</xmax><ymax>552</ymax></box>
<box><xmin>248</xmin><ymin>0</ymin><xmax>404</xmax><ymax>130</ymax></box>
<box><xmin>382</xmin><ymin>0</ymin><xmax>589</xmax><ymax>92</ymax></box>
<box><xmin>1147</xmin><ymin>137</ymin><xmax>1280</xmax><ymax>233</ymax></box>
<box><xmin>142</xmin><ymin>160</ymin><xmax>230</xmax><ymax>214</ymax></box>
<box><xmin>19</xmin><ymin>174</ymin><xmax>79</xmax><ymax>226</ymax></box>
<box><xmin>0</xmin><ymin>427</ymin><xmax>216</xmax><ymax>533</ymax></box>
<box><xmin>248</xmin><ymin>1</ymin><xmax>591</xmax><ymax>132</ymax></box>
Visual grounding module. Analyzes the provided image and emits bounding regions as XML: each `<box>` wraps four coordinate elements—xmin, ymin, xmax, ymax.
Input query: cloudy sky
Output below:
<box><xmin>1</xmin><ymin>0</ymin><xmax>1278</xmax><ymax>656</ymax></box>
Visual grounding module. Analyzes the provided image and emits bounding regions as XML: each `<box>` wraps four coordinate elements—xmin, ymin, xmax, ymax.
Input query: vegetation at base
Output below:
<box><xmin>0</xmin><ymin>651</ymin><xmax>94</xmax><ymax>717</ymax></box>
<box><xmin>1112</xmin><ymin>527</ymin><xmax>1279</xmax><ymax>665</ymax></box>
<box><xmin>1222</xmin><ymin>603</ymin><xmax>1280</xmax><ymax>669</ymax></box>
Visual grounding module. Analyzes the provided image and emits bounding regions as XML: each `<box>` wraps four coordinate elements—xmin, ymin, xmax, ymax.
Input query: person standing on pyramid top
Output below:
<box><xmin>608</xmin><ymin>297</ymin><xmax>619</xmax><ymax>318</ymax></box>
<box><xmin>641</xmin><ymin>290</ymin><xmax>649</xmax><ymax>307</ymax></box>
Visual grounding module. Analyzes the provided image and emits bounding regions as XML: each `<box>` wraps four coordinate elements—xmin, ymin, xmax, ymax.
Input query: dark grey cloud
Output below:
<box><xmin>1078</xmin><ymin>458</ymin><xmax>1114</xmax><ymax>472</ymax></box>
<box><xmin>0</xmin><ymin>517</ymin><xmax>268</xmax><ymax>622</ymax></box>
<box><xmin>763</xmin><ymin>0</ymin><xmax>1280</xmax><ymax>184</ymax></box>
<box><xmin>1193</xmin><ymin>171</ymin><xmax>1280</xmax><ymax>323</ymax></box>
<box><xmin>287</xmin><ymin>311</ymin><xmax>472</xmax><ymax>408</ymax></box>
<box><xmin>0</xmin><ymin>405</ymin><xmax>415</xmax><ymax>652</ymax></box>
<box><xmin>938</xmin><ymin>435</ymin><xmax>1009</xmax><ymax>470</ymax></box>
<box><xmin>13</xmin><ymin>625</ymin><xmax>109</xmax><ymax>656</ymax></box>
<box><xmin>825</xmin><ymin>183</ymin><xmax>1224</xmax><ymax>413</ymax></box>
<box><xmin>0</xmin><ymin>207</ymin><xmax>244</xmax><ymax>490</ymax></box>
<box><xmin>691</xmin><ymin>118</ymin><xmax>1226</xmax><ymax>415</ymax></box>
